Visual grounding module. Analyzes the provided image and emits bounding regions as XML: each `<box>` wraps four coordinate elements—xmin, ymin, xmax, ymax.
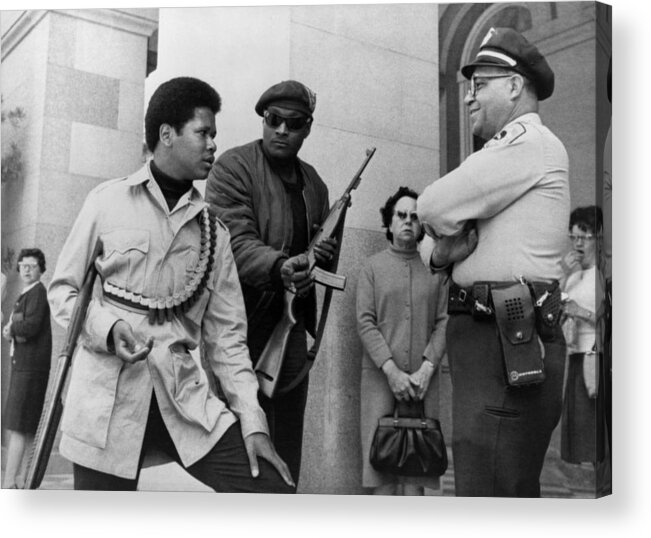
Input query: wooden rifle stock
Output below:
<box><xmin>23</xmin><ymin>240</ymin><xmax>102</xmax><ymax>489</ymax></box>
<box><xmin>255</xmin><ymin>148</ymin><xmax>376</xmax><ymax>398</ymax></box>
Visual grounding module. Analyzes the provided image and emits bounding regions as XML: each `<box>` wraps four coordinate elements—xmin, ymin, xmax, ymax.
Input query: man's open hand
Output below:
<box><xmin>244</xmin><ymin>432</ymin><xmax>295</xmax><ymax>488</ymax></box>
<box><xmin>110</xmin><ymin>320</ymin><xmax>153</xmax><ymax>363</ymax></box>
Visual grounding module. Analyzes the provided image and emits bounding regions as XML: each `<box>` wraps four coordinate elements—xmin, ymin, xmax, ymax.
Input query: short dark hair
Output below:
<box><xmin>380</xmin><ymin>186</ymin><xmax>423</xmax><ymax>242</ymax></box>
<box><xmin>17</xmin><ymin>248</ymin><xmax>46</xmax><ymax>273</ymax></box>
<box><xmin>569</xmin><ymin>205</ymin><xmax>603</xmax><ymax>236</ymax></box>
<box><xmin>144</xmin><ymin>77</ymin><xmax>222</xmax><ymax>153</ymax></box>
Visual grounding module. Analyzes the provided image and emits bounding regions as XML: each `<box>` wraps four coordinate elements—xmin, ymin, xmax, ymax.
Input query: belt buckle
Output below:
<box><xmin>458</xmin><ymin>288</ymin><xmax>467</xmax><ymax>303</ymax></box>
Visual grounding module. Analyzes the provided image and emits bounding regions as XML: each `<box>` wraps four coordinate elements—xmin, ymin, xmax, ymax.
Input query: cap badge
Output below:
<box><xmin>481</xmin><ymin>27</ymin><xmax>497</xmax><ymax>47</ymax></box>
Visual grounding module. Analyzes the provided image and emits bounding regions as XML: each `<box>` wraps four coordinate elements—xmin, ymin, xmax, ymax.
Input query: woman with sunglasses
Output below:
<box><xmin>356</xmin><ymin>186</ymin><xmax>448</xmax><ymax>496</ymax></box>
<box><xmin>2</xmin><ymin>248</ymin><xmax>52</xmax><ymax>488</ymax></box>
<box><xmin>560</xmin><ymin>206</ymin><xmax>605</xmax><ymax>467</ymax></box>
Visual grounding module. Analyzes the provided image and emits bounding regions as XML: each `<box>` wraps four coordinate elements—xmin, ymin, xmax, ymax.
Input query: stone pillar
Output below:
<box><xmin>1</xmin><ymin>8</ymin><xmax>158</xmax><ymax>429</ymax></box>
<box><xmin>287</xmin><ymin>4</ymin><xmax>440</xmax><ymax>494</ymax></box>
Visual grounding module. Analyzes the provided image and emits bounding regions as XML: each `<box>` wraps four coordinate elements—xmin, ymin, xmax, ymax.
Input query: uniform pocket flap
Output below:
<box><xmin>102</xmin><ymin>229</ymin><xmax>150</xmax><ymax>256</ymax></box>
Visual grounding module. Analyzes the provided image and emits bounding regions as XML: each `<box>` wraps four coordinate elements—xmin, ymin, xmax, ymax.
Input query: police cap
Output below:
<box><xmin>255</xmin><ymin>80</ymin><xmax>317</xmax><ymax>117</ymax></box>
<box><xmin>461</xmin><ymin>27</ymin><xmax>555</xmax><ymax>101</ymax></box>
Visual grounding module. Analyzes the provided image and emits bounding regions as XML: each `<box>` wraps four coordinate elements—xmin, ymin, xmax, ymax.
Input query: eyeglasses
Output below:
<box><xmin>263</xmin><ymin>111</ymin><xmax>312</xmax><ymax>131</ymax></box>
<box><xmin>568</xmin><ymin>234</ymin><xmax>596</xmax><ymax>243</ymax></box>
<box><xmin>467</xmin><ymin>74</ymin><xmax>514</xmax><ymax>98</ymax></box>
<box><xmin>18</xmin><ymin>262</ymin><xmax>39</xmax><ymax>270</ymax></box>
<box><xmin>394</xmin><ymin>210</ymin><xmax>419</xmax><ymax>223</ymax></box>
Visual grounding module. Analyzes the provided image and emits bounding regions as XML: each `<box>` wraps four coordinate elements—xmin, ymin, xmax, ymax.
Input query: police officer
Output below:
<box><xmin>417</xmin><ymin>28</ymin><xmax>570</xmax><ymax>497</ymax></box>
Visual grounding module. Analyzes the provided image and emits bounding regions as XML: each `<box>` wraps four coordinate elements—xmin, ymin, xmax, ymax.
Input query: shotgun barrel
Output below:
<box><xmin>23</xmin><ymin>240</ymin><xmax>102</xmax><ymax>489</ymax></box>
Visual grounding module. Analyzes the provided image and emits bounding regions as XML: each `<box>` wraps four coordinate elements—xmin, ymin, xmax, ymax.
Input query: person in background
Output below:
<box><xmin>560</xmin><ymin>206</ymin><xmax>605</xmax><ymax>467</ymax></box>
<box><xmin>206</xmin><ymin>80</ymin><xmax>336</xmax><ymax>485</ymax></box>
<box><xmin>357</xmin><ymin>186</ymin><xmax>448</xmax><ymax>496</ymax></box>
<box><xmin>2</xmin><ymin>248</ymin><xmax>52</xmax><ymax>489</ymax></box>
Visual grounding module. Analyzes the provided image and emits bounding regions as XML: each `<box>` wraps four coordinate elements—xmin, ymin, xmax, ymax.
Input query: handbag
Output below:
<box><xmin>369</xmin><ymin>400</ymin><xmax>448</xmax><ymax>477</ymax></box>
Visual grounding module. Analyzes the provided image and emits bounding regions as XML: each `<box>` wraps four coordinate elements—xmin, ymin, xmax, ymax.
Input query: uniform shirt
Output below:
<box><xmin>418</xmin><ymin>113</ymin><xmax>570</xmax><ymax>287</ymax></box>
<box><xmin>48</xmin><ymin>162</ymin><xmax>267</xmax><ymax>479</ymax></box>
<box><xmin>356</xmin><ymin>244</ymin><xmax>448</xmax><ymax>372</ymax></box>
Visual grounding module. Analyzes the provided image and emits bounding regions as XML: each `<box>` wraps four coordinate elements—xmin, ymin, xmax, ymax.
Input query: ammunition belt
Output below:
<box><xmin>102</xmin><ymin>207</ymin><xmax>217</xmax><ymax>325</ymax></box>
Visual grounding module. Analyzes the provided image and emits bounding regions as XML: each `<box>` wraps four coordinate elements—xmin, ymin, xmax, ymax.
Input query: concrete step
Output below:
<box><xmin>10</xmin><ymin>445</ymin><xmax>600</xmax><ymax>497</ymax></box>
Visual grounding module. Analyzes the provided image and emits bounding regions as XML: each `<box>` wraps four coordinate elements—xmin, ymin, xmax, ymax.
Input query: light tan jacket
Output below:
<box><xmin>48</xmin><ymin>164</ymin><xmax>267</xmax><ymax>479</ymax></box>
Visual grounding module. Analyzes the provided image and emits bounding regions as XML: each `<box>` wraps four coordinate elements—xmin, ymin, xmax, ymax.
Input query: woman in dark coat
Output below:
<box><xmin>2</xmin><ymin>248</ymin><xmax>52</xmax><ymax>488</ymax></box>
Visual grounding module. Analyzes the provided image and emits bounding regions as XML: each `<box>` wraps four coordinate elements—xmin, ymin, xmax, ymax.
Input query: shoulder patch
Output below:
<box><xmin>484</xmin><ymin>122</ymin><xmax>527</xmax><ymax>148</ymax></box>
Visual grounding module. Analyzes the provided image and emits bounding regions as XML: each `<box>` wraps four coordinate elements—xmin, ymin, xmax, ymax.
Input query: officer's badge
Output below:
<box><xmin>484</xmin><ymin>122</ymin><xmax>527</xmax><ymax>148</ymax></box>
<box><xmin>481</xmin><ymin>27</ymin><xmax>497</xmax><ymax>47</ymax></box>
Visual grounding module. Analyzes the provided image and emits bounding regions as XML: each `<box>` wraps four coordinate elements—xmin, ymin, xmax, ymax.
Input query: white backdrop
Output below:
<box><xmin>0</xmin><ymin>1</ymin><xmax>643</xmax><ymax>537</ymax></box>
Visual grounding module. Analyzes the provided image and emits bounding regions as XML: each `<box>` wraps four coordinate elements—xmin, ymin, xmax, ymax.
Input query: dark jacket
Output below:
<box><xmin>206</xmin><ymin>140</ymin><xmax>330</xmax><ymax>342</ymax></box>
<box><xmin>10</xmin><ymin>281</ymin><xmax>52</xmax><ymax>372</ymax></box>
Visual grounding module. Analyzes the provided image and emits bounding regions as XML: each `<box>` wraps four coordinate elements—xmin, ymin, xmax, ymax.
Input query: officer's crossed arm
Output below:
<box><xmin>421</xmin><ymin>222</ymin><xmax>478</xmax><ymax>270</ymax></box>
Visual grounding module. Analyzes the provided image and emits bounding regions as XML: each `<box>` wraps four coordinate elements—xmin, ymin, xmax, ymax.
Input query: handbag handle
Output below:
<box><xmin>392</xmin><ymin>399</ymin><xmax>428</xmax><ymax>427</ymax></box>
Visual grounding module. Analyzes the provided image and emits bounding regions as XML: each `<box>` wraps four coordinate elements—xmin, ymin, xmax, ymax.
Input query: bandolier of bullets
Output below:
<box><xmin>102</xmin><ymin>207</ymin><xmax>217</xmax><ymax>325</ymax></box>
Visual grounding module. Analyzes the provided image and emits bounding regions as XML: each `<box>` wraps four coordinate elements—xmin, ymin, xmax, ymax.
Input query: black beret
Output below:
<box><xmin>461</xmin><ymin>27</ymin><xmax>555</xmax><ymax>101</ymax></box>
<box><xmin>255</xmin><ymin>80</ymin><xmax>317</xmax><ymax>117</ymax></box>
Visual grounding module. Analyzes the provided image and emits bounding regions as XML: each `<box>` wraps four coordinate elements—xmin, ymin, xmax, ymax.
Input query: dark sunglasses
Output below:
<box><xmin>264</xmin><ymin>110</ymin><xmax>312</xmax><ymax>131</ymax></box>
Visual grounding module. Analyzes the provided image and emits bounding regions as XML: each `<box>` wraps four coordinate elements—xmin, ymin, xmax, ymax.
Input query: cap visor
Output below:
<box><xmin>461</xmin><ymin>58</ymin><xmax>513</xmax><ymax>79</ymax></box>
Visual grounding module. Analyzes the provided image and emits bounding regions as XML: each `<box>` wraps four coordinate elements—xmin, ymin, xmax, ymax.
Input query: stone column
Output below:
<box><xmin>1</xmin><ymin>7</ymin><xmax>158</xmax><ymax>429</ymax></box>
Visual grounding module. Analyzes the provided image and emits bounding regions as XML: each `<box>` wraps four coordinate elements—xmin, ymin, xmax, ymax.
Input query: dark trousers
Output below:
<box><xmin>446</xmin><ymin>314</ymin><xmax>565</xmax><ymax>497</ymax></box>
<box><xmin>73</xmin><ymin>395</ymin><xmax>294</xmax><ymax>493</ymax></box>
<box><xmin>249</xmin><ymin>310</ymin><xmax>310</xmax><ymax>485</ymax></box>
<box><xmin>259</xmin><ymin>375</ymin><xmax>309</xmax><ymax>484</ymax></box>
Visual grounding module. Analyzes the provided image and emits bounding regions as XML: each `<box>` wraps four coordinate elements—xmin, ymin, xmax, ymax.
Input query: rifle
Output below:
<box><xmin>255</xmin><ymin>147</ymin><xmax>376</xmax><ymax>398</ymax></box>
<box><xmin>23</xmin><ymin>240</ymin><xmax>102</xmax><ymax>489</ymax></box>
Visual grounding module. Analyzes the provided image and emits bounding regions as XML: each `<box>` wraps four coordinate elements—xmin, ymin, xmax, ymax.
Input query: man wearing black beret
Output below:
<box><xmin>206</xmin><ymin>80</ymin><xmax>336</xmax><ymax>487</ymax></box>
<box><xmin>417</xmin><ymin>28</ymin><xmax>570</xmax><ymax>496</ymax></box>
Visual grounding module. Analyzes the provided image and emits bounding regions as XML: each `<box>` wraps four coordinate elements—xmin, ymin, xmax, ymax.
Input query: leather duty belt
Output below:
<box><xmin>448</xmin><ymin>279</ymin><xmax>562</xmax><ymax>327</ymax></box>
<box><xmin>448</xmin><ymin>281</ymin><xmax>495</xmax><ymax>318</ymax></box>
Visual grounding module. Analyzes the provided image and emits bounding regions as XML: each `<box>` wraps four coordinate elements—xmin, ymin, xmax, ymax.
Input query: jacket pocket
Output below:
<box><xmin>100</xmin><ymin>228</ymin><xmax>150</xmax><ymax>291</ymax></box>
<box><xmin>61</xmin><ymin>346</ymin><xmax>123</xmax><ymax>448</ymax></box>
<box><xmin>167</xmin><ymin>344</ymin><xmax>219</xmax><ymax>432</ymax></box>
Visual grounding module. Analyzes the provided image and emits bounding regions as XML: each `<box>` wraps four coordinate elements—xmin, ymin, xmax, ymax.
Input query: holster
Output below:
<box><xmin>528</xmin><ymin>280</ymin><xmax>562</xmax><ymax>342</ymax></box>
<box><xmin>447</xmin><ymin>282</ymin><xmax>493</xmax><ymax>320</ymax></box>
<box><xmin>491</xmin><ymin>283</ymin><xmax>545</xmax><ymax>387</ymax></box>
<box><xmin>470</xmin><ymin>282</ymin><xmax>493</xmax><ymax>320</ymax></box>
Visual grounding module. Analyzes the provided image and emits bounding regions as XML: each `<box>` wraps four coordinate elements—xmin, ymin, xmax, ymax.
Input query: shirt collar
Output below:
<box><xmin>506</xmin><ymin>112</ymin><xmax>541</xmax><ymax>128</ymax></box>
<box><xmin>21</xmin><ymin>281</ymin><xmax>39</xmax><ymax>295</ymax></box>
<box><xmin>125</xmin><ymin>161</ymin><xmax>204</xmax><ymax>205</ymax></box>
